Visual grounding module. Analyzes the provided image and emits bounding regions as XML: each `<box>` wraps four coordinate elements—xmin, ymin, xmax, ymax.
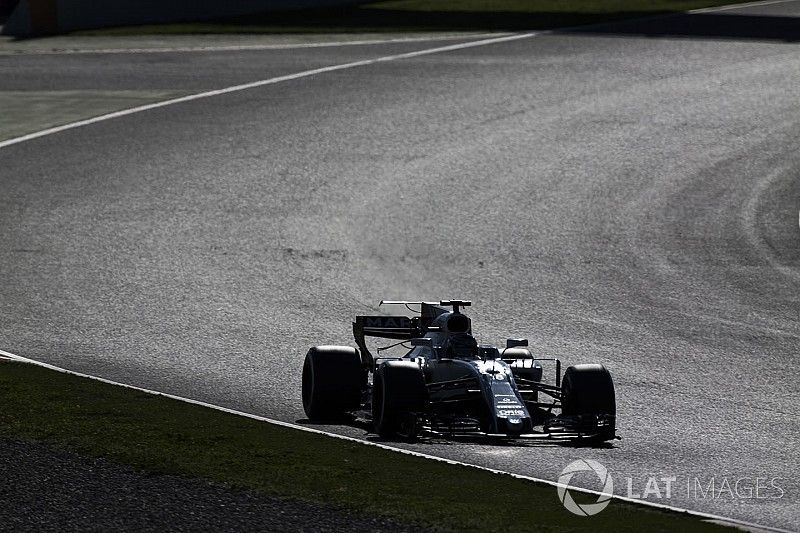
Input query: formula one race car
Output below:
<box><xmin>301</xmin><ymin>300</ymin><xmax>616</xmax><ymax>442</ymax></box>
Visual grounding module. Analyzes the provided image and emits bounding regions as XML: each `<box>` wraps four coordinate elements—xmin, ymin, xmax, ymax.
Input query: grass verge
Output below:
<box><xmin>74</xmin><ymin>0</ymin><xmax>758</xmax><ymax>35</ymax></box>
<box><xmin>0</xmin><ymin>360</ymin><xmax>733</xmax><ymax>531</ymax></box>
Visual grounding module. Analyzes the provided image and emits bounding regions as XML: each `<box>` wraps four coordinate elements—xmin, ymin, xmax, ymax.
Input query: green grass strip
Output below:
<box><xmin>74</xmin><ymin>0</ymin><xmax>757</xmax><ymax>35</ymax></box>
<box><xmin>0</xmin><ymin>361</ymin><xmax>730</xmax><ymax>531</ymax></box>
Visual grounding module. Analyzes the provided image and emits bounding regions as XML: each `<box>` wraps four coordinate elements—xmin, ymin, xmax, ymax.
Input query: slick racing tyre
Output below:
<box><xmin>561</xmin><ymin>364</ymin><xmax>616</xmax><ymax>417</ymax></box>
<box><xmin>372</xmin><ymin>361</ymin><xmax>428</xmax><ymax>438</ymax></box>
<box><xmin>302</xmin><ymin>346</ymin><xmax>363</xmax><ymax>421</ymax></box>
<box><xmin>561</xmin><ymin>364</ymin><xmax>616</xmax><ymax>438</ymax></box>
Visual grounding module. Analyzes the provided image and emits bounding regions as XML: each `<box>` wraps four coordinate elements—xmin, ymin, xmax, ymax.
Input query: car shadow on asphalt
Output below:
<box><xmin>295</xmin><ymin>418</ymin><xmax>619</xmax><ymax>449</ymax></box>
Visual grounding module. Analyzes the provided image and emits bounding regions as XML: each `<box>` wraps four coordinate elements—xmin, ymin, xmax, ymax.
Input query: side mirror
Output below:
<box><xmin>411</xmin><ymin>338</ymin><xmax>433</xmax><ymax>348</ymax></box>
<box><xmin>506</xmin><ymin>338</ymin><xmax>528</xmax><ymax>349</ymax></box>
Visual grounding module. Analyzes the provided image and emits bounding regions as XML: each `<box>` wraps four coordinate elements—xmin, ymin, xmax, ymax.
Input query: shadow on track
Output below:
<box><xmin>59</xmin><ymin>5</ymin><xmax>800</xmax><ymax>44</ymax></box>
<box><xmin>203</xmin><ymin>7</ymin><xmax>799</xmax><ymax>43</ymax></box>
<box><xmin>564</xmin><ymin>12</ymin><xmax>800</xmax><ymax>43</ymax></box>
<box><xmin>296</xmin><ymin>418</ymin><xmax>618</xmax><ymax>449</ymax></box>
<box><xmin>311</xmin><ymin>9</ymin><xmax>800</xmax><ymax>43</ymax></box>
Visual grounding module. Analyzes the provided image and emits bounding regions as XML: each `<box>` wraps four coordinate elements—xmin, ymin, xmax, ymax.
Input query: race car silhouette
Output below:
<box><xmin>301</xmin><ymin>300</ymin><xmax>616</xmax><ymax>441</ymax></box>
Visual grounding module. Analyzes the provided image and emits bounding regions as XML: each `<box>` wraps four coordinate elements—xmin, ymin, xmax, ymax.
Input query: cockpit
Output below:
<box><xmin>442</xmin><ymin>333</ymin><xmax>479</xmax><ymax>360</ymax></box>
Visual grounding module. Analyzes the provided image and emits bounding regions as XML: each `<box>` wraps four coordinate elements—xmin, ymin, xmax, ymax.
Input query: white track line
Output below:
<box><xmin>18</xmin><ymin>0</ymin><xmax>790</xmax><ymax>57</ymax></box>
<box><xmin>0</xmin><ymin>31</ymin><xmax>537</xmax><ymax>150</ymax></box>
<box><xmin>0</xmin><ymin>33</ymin><xmax>514</xmax><ymax>56</ymax></box>
<box><xmin>0</xmin><ymin>348</ymin><xmax>793</xmax><ymax>533</ymax></box>
<box><xmin>1</xmin><ymin>0</ymin><xmax>795</xmax><ymax>151</ymax></box>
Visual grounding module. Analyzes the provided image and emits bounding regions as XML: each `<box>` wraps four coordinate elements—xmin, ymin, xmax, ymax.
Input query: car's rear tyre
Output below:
<box><xmin>302</xmin><ymin>346</ymin><xmax>363</xmax><ymax>421</ymax></box>
<box><xmin>372</xmin><ymin>361</ymin><xmax>428</xmax><ymax>438</ymax></box>
<box><xmin>561</xmin><ymin>364</ymin><xmax>616</xmax><ymax>438</ymax></box>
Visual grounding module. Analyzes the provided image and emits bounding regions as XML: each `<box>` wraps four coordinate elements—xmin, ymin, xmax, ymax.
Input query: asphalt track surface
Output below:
<box><xmin>1</xmin><ymin>1</ymin><xmax>799</xmax><ymax>529</ymax></box>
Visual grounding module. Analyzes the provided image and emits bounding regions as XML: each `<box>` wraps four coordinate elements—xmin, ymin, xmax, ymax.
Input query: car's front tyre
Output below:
<box><xmin>561</xmin><ymin>364</ymin><xmax>616</xmax><ymax>439</ymax></box>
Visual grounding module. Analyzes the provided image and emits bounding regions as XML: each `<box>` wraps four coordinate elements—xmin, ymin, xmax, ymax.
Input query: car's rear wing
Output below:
<box><xmin>355</xmin><ymin>315</ymin><xmax>419</xmax><ymax>339</ymax></box>
<box><xmin>352</xmin><ymin>301</ymin><xmax>462</xmax><ymax>366</ymax></box>
<box><xmin>353</xmin><ymin>315</ymin><xmax>422</xmax><ymax>366</ymax></box>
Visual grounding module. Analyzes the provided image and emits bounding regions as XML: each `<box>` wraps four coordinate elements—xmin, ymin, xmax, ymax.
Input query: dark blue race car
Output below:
<box><xmin>302</xmin><ymin>300</ymin><xmax>617</xmax><ymax>442</ymax></box>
